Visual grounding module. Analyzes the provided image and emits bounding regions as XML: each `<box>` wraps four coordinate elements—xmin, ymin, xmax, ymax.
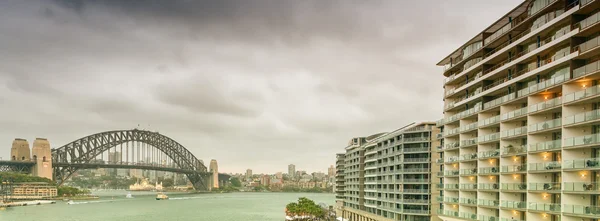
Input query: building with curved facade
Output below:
<box><xmin>437</xmin><ymin>0</ymin><xmax>600</xmax><ymax>220</ymax></box>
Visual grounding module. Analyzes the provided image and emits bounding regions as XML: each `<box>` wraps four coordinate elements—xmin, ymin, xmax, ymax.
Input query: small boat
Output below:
<box><xmin>126</xmin><ymin>192</ymin><xmax>133</xmax><ymax>198</ymax></box>
<box><xmin>66</xmin><ymin>200</ymin><xmax>75</xmax><ymax>205</ymax></box>
<box><xmin>156</xmin><ymin>192</ymin><xmax>169</xmax><ymax>200</ymax></box>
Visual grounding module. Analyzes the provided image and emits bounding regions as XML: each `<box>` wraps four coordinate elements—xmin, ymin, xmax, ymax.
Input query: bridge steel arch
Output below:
<box><xmin>51</xmin><ymin>129</ymin><xmax>210</xmax><ymax>190</ymax></box>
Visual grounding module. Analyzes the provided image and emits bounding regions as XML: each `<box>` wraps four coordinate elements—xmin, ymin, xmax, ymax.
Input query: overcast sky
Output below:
<box><xmin>0</xmin><ymin>0</ymin><xmax>523</xmax><ymax>174</ymax></box>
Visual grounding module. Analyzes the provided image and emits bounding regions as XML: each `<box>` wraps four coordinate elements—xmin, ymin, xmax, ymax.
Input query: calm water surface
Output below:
<box><xmin>0</xmin><ymin>191</ymin><xmax>334</xmax><ymax>221</ymax></box>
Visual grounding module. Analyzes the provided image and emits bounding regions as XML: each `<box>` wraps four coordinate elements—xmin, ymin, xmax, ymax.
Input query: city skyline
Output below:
<box><xmin>0</xmin><ymin>0</ymin><xmax>522</xmax><ymax>174</ymax></box>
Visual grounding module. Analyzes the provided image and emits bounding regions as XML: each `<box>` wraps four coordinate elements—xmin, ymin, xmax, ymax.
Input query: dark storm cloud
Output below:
<box><xmin>0</xmin><ymin>0</ymin><xmax>523</xmax><ymax>173</ymax></box>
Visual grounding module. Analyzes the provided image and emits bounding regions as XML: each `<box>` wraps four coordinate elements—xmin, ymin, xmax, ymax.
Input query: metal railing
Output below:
<box><xmin>563</xmin><ymin>182</ymin><xmax>600</xmax><ymax>192</ymax></box>
<box><xmin>501</xmin><ymin>126</ymin><xmax>527</xmax><ymax>138</ymax></box>
<box><xmin>528</xmin><ymin>97</ymin><xmax>562</xmax><ymax>113</ymax></box>
<box><xmin>501</xmin><ymin>107</ymin><xmax>528</xmax><ymax>121</ymax></box>
<box><xmin>564</xmin><ymin>85</ymin><xmax>600</xmax><ymax>104</ymax></box>
<box><xmin>501</xmin><ymin>200</ymin><xmax>527</xmax><ymax>209</ymax></box>
<box><xmin>563</xmin><ymin>204</ymin><xmax>600</xmax><ymax>216</ymax></box>
<box><xmin>500</xmin><ymin>183</ymin><xmax>527</xmax><ymax>191</ymax></box>
<box><xmin>528</xmin><ymin>202</ymin><xmax>561</xmax><ymax>212</ymax></box>
<box><xmin>563</xmin><ymin>158</ymin><xmax>600</xmax><ymax>169</ymax></box>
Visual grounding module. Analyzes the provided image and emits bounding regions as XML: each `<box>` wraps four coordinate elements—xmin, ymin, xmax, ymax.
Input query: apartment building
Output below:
<box><xmin>437</xmin><ymin>1</ymin><xmax>600</xmax><ymax>221</ymax></box>
<box><xmin>337</xmin><ymin>122</ymin><xmax>441</xmax><ymax>221</ymax></box>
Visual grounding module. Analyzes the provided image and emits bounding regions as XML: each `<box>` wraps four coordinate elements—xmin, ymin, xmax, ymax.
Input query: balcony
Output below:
<box><xmin>444</xmin><ymin>184</ymin><xmax>459</xmax><ymax>190</ymax></box>
<box><xmin>460</xmin><ymin>183</ymin><xmax>477</xmax><ymax>190</ymax></box>
<box><xmin>460</xmin><ymin>153</ymin><xmax>478</xmax><ymax>161</ymax></box>
<box><xmin>563</xmin><ymin>204</ymin><xmax>600</xmax><ymax>217</ymax></box>
<box><xmin>460</xmin><ymin>168</ymin><xmax>477</xmax><ymax>176</ymax></box>
<box><xmin>446</xmin><ymin>156</ymin><xmax>459</xmax><ymax>163</ymax></box>
<box><xmin>528</xmin><ymin>118</ymin><xmax>561</xmax><ymax>134</ymax></box>
<box><xmin>500</xmin><ymin>183</ymin><xmax>527</xmax><ymax>191</ymax></box>
<box><xmin>500</xmin><ymin>126</ymin><xmax>527</xmax><ymax>138</ymax></box>
<box><xmin>564</xmin><ymin>85</ymin><xmax>600</xmax><ymax>104</ymax></box>
<box><xmin>564</xmin><ymin>109</ymin><xmax>600</xmax><ymax>126</ymax></box>
<box><xmin>501</xmin><ymin>145</ymin><xmax>526</xmax><ymax>156</ymax></box>
<box><xmin>460</xmin><ymin>138</ymin><xmax>478</xmax><ymax>148</ymax></box>
<box><xmin>444</xmin><ymin>127</ymin><xmax>460</xmax><ymax>137</ymax></box>
<box><xmin>528</xmin><ymin>202</ymin><xmax>561</xmax><ymax>213</ymax></box>
<box><xmin>459</xmin><ymin>197</ymin><xmax>477</xmax><ymax>206</ymax></box>
<box><xmin>563</xmin><ymin>158</ymin><xmax>600</xmax><ymax>170</ymax></box>
<box><xmin>500</xmin><ymin>164</ymin><xmax>527</xmax><ymax>173</ymax></box>
<box><xmin>478</xmin><ymin>149</ymin><xmax>500</xmax><ymax>159</ymax></box>
<box><xmin>478</xmin><ymin>215</ymin><xmax>500</xmax><ymax>221</ymax></box>
<box><xmin>501</xmin><ymin>107</ymin><xmax>528</xmax><ymax>122</ymax></box>
<box><xmin>528</xmin><ymin>140</ymin><xmax>561</xmax><ymax>152</ymax></box>
<box><xmin>438</xmin><ymin>209</ymin><xmax>459</xmax><ymax>219</ymax></box>
<box><xmin>573</xmin><ymin>59</ymin><xmax>600</xmax><ymax>80</ymax></box>
<box><xmin>459</xmin><ymin>211</ymin><xmax>478</xmax><ymax>221</ymax></box>
<box><xmin>517</xmin><ymin>69</ymin><xmax>570</xmax><ymax>97</ymax></box>
<box><xmin>444</xmin><ymin>142</ymin><xmax>460</xmax><ymax>150</ymax></box>
<box><xmin>478</xmin><ymin>198</ymin><xmax>499</xmax><ymax>207</ymax></box>
<box><xmin>478</xmin><ymin>166</ymin><xmax>499</xmax><ymax>175</ymax></box>
<box><xmin>444</xmin><ymin>197</ymin><xmax>459</xmax><ymax>204</ymax></box>
<box><xmin>404</xmin><ymin>136</ymin><xmax>429</xmax><ymax>143</ymax></box>
<box><xmin>478</xmin><ymin>183</ymin><xmax>499</xmax><ymax>191</ymax></box>
<box><xmin>528</xmin><ymin>182</ymin><xmax>561</xmax><ymax>191</ymax></box>
<box><xmin>477</xmin><ymin>133</ymin><xmax>500</xmax><ymax>144</ymax></box>
<box><xmin>460</xmin><ymin>122</ymin><xmax>479</xmax><ymax>133</ymax></box>
<box><xmin>479</xmin><ymin>115</ymin><xmax>500</xmax><ymax>128</ymax></box>
<box><xmin>403</xmin><ymin>158</ymin><xmax>430</xmax><ymax>163</ymax></box>
<box><xmin>564</xmin><ymin>133</ymin><xmax>600</xmax><ymax>148</ymax></box>
<box><xmin>528</xmin><ymin>97</ymin><xmax>561</xmax><ymax>113</ymax></box>
<box><xmin>529</xmin><ymin>161</ymin><xmax>561</xmax><ymax>172</ymax></box>
<box><xmin>501</xmin><ymin>200</ymin><xmax>527</xmax><ymax>210</ymax></box>
<box><xmin>563</xmin><ymin>182</ymin><xmax>600</xmax><ymax>192</ymax></box>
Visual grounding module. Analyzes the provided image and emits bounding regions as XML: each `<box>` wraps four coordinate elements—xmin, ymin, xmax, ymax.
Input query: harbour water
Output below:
<box><xmin>0</xmin><ymin>191</ymin><xmax>334</xmax><ymax>221</ymax></box>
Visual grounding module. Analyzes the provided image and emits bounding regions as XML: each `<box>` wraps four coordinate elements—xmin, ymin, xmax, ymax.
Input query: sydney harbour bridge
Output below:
<box><xmin>0</xmin><ymin>129</ymin><xmax>221</xmax><ymax>191</ymax></box>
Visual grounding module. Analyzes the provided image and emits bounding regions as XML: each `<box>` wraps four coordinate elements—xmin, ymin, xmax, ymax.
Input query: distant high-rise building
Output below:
<box><xmin>107</xmin><ymin>151</ymin><xmax>122</xmax><ymax>176</ymax></box>
<box><xmin>209</xmin><ymin>159</ymin><xmax>219</xmax><ymax>189</ymax></box>
<box><xmin>327</xmin><ymin>165</ymin><xmax>335</xmax><ymax>177</ymax></box>
<box><xmin>260</xmin><ymin>175</ymin><xmax>270</xmax><ymax>186</ymax></box>
<box><xmin>245</xmin><ymin>169</ymin><xmax>252</xmax><ymax>181</ymax></box>
<box><xmin>288</xmin><ymin>164</ymin><xmax>295</xmax><ymax>178</ymax></box>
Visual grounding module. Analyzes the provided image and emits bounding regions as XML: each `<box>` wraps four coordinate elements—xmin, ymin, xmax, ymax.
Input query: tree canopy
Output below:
<box><xmin>285</xmin><ymin>197</ymin><xmax>325</xmax><ymax>219</ymax></box>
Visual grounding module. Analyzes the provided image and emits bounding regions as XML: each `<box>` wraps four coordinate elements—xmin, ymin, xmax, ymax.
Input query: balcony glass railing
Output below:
<box><xmin>478</xmin><ymin>149</ymin><xmax>500</xmax><ymax>159</ymax></box>
<box><xmin>501</xmin><ymin>126</ymin><xmax>527</xmax><ymax>138</ymax></box>
<box><xmin>573</xmin><ymin>59</ymin><xmax>600</xmax><ymax>79</ymax></box>
<box><xmin>446</xmin><ymin>156</ymin><xmax>459</xmax><ymax>163</ymax></box>
<box><xmin>528</xmin><ymin>139</ymin><xmax>561</xmax><ymax>152</ymax></box>
<box><xmin>438</xmin><ymin>209</ymin><xmax>459</xmax><ymax>218</ymax></box>
<box><xmin>478</xmin><ymin>167</ymin><xmax>499</xmax><ymax>174</ymax></box>
<box><xmin>478</xmin><ymin>199</ymin><xmax>499</xmax><ymax>207</ymax></box>
<box><xmin>478</xmin><ymin>183</ymin><xmax>499</xmax><ymax>190</ymax></box>
<box><xmin>501</xmin><ymin>145</ymin><xmax>527</xmax><ymax>156</ymax></box>
<box><xmin>444</xmin><ymin>184</ymin><xmax>459</xmax><ymax>190</ymax></box>
<box><xmin>460</xmin><ymin>183</ymin><xmax>477</xmax><ymax>190</ymax></box>
<box><xmin>529</xmin><ymin>161</ymin><xmax>561</xmax><ymax>171</ymax></box>
<box><xmin>528</xmin><ymin>202</ymin><xmax>561</xmax><ymax>212</ymax></box>
<box><xmin>460</xmin><ymin>168</ymin><xmax>477</xmax><ymax>175</ymax></box>
<box><xmin>444</xmin><ymin>128</ymin><xmax>460</xmax><ymax>137</ymax></box>
<box><xmin>460</xmin><ymin>153</ymin><xmax>478</xmax><ymax>161</ymax></box>
<box><xmin>564</xmin><ymin>204</ymin><xmax>600</xmax><ymax>216</ymax></box>
<box><xmin>564</xmin><ymin>133</ymin><xmax>600</xmax><ymax>147</ymax></box>
<box><xmin>483</xmin><ymin>93</ymin><xmax>516</xmax><ymax>109</ymax></box>
<box><xmin>564</xmin><ymin>85</ymin><xmax>600</xmax><ymax>104</ymax></box>
<box><xmin>444</xmin><ymin>142</ymin><xmax>459</xmax><ymax>150</ymax></box>
<box><xmin>501</xmin><ymin>163</ymin><xmax>527</xmax><ymax>173</ymax></box>
<box><xmin>444</xmin><ymin>197</ymin><xmax>459</xmax><ymax>203</ymax></box>
<box><xmin>444</xmin><ymin>170</ymin><xmax>459</xmax><ymax>176</ymax></box>
<box><xmin>563</xmin><ymin>158</ymin><xmax>600</xmax><ymax>169</ymax></box>
<box><xmin>575</xmin><ymin>8</ymin><xmax>600</xmax><ymax>30</ymax></box>
<box><xmin>529</xmin><ymin>118</ymin><xmax>561</xmax><ymax>133</ymax></box>
<box><xmin>460</xmin><ymin>138</ymin><xmax>478</xmax><ymax>147</ymax></box>
<box><xmin>564</xmin><ymin>182</ymin><xmax>600</xmax><ymax>192</ymax></box>
<box><xmin>517</xmin><ymin>69</ymin><xmax>570</xmax><ymax>97</ymax></box>
<box><xmin>460</xmin><ymin>198</ymin><xmax>477</xmax><ymax>205</ymax></box>
<box><xmin>477</xmin><ymin>133</ymin><xmax>500</xmax><ymax>143</ymax></box>
<box><xmin>441</xmin><ymin>103</ymin><xmax>483</xmax><ymax>125</ymax></box>
<box><xmin>501</xmin><ymin>107</ymin><xmax>528</xmax><ymax>121</ymax></box>
<box><xmin>564</xmin><ymin>109</ymin><xmax>600</xmax><ymax>126</ymax></box>
<box><xmin>459</xmin><ymin>211</ymin><xmax>478</xmax><ymax>221</ymax></box>
<box><xmin>460</xmin><ymin>122</ymin><xmax>478</xmax><ymax>132</ymax></box>
<box><xmin>529</xmin><ymin>182</ymin><xmax>561</xmax><ymax>191</ymax></box>
<box><xmin>529</xmin><ymin>97</ymin><xmax>561</xmax><ymax>113</ymax></box>
<box><xmin>479</xmin><ymin>215</ymin><xmax>500</xmax><ymax>221</ymax></box>
<box><xmin>501</xmin><ymin>183</ymin><xmax>527</xmax><ymax>191</ymax></box>
<box><xmin>479</xmin><ymin>115</ymin><xmax>501</xmax><ymax>127</ymax></box>
<box><xmin>501</xmin><ymin>200</ymin><xmax>527</xmax><ymax>209</ymax></box>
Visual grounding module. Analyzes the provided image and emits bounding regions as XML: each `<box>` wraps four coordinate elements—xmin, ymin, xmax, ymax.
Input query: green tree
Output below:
<box><xmin>230</xmin><ymin>177</ymin><xmax>242</xmax><ymax>187</ymax></box>
<box><xmin>285</xmin><ymin>197</ymin><xmax>326</xmax><ymax>220</ymax></box>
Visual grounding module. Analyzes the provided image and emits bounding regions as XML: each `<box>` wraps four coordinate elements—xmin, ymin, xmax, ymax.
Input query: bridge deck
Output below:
<box><xmin>52</xmin><ymin>163</ymin><xmax>211</xmax><ymax>175</ymax></box>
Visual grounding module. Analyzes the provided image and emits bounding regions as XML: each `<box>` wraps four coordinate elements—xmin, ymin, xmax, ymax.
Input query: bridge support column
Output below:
<box><xmin>32</xmin><ymin>138</ymin><xmax>53</xmax><ymax>180</ymax></box>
